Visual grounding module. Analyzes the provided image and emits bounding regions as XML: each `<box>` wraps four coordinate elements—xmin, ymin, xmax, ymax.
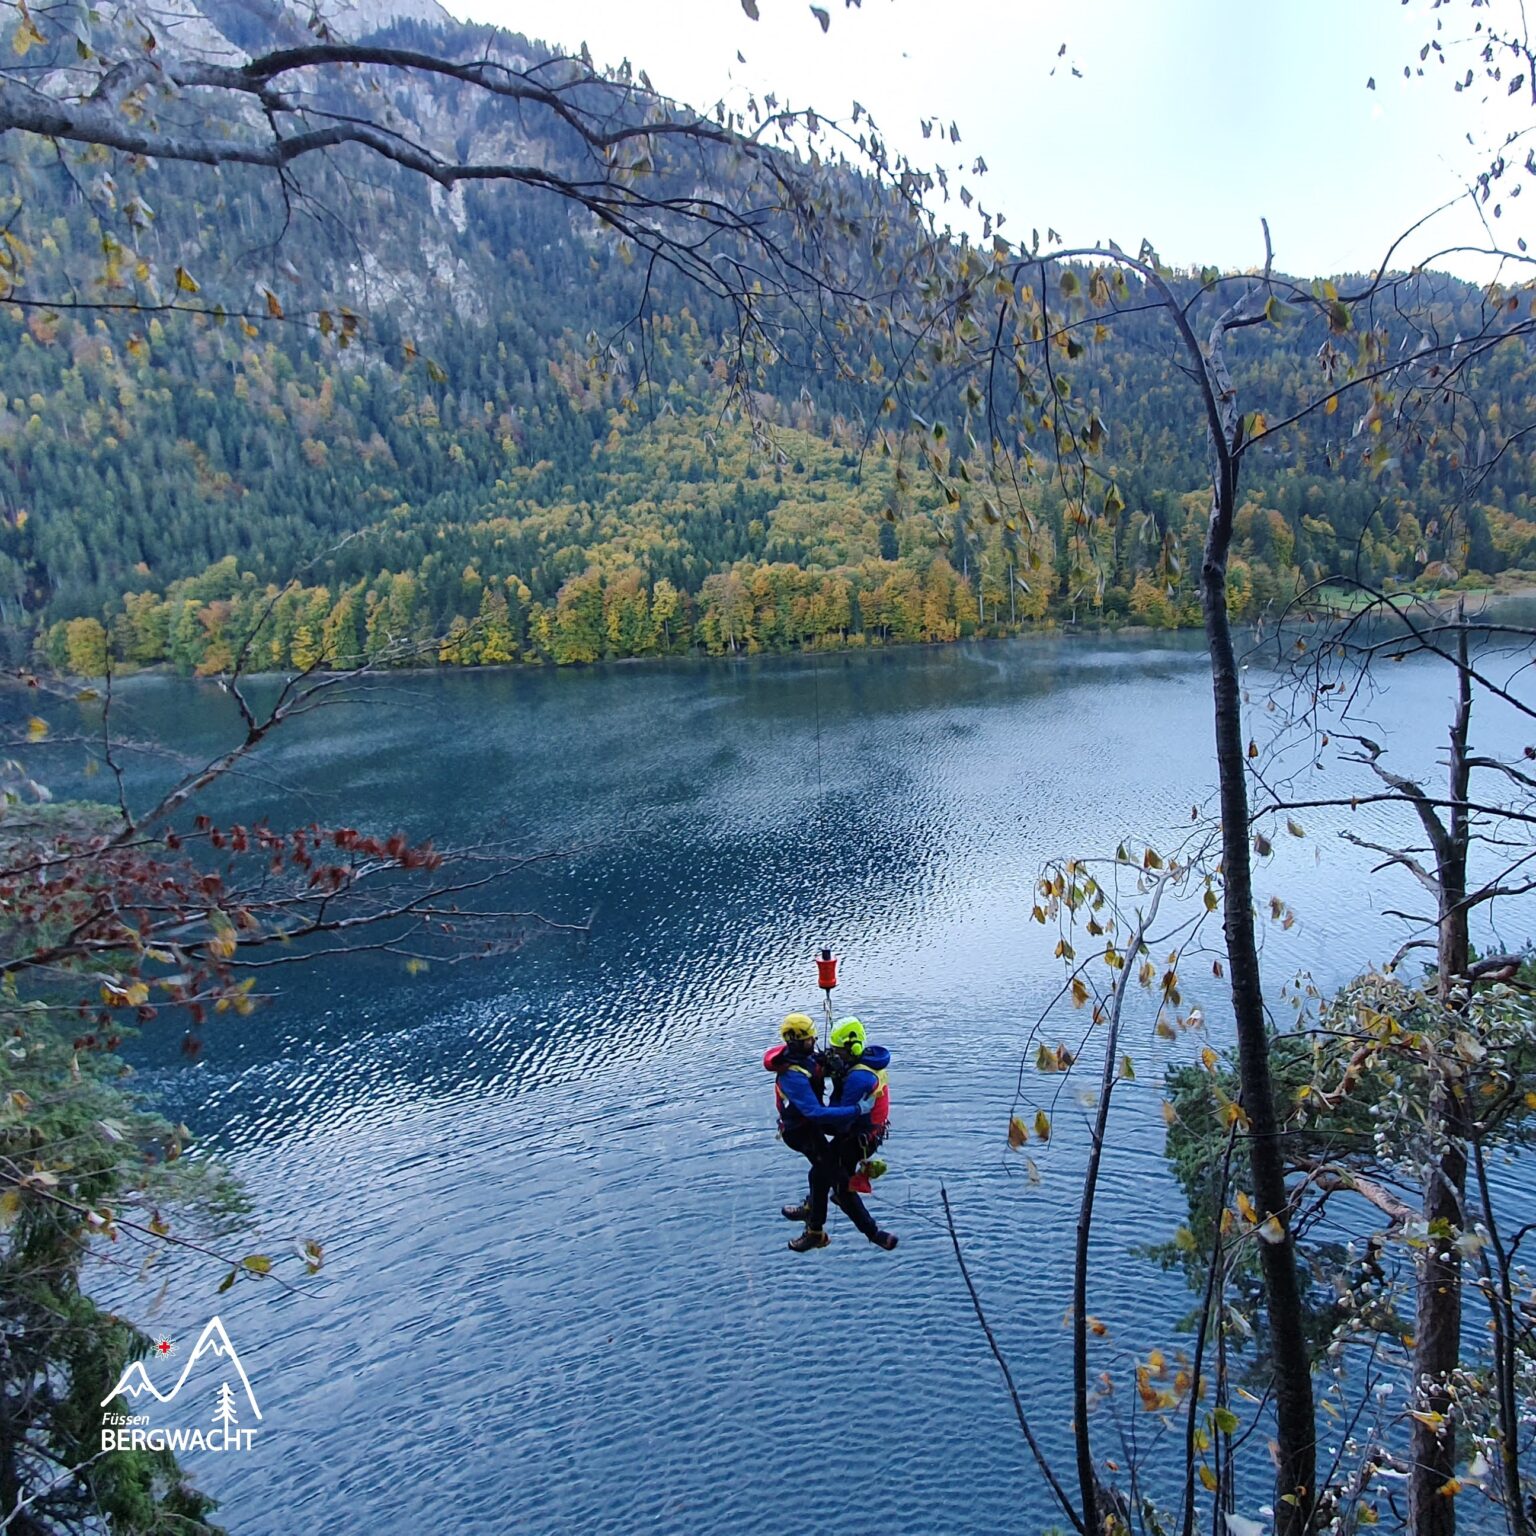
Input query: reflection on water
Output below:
<box><xmin>79</xmin><ymin>635</ymin><xmax>1532</xmax><ymax>1535</ymax></box>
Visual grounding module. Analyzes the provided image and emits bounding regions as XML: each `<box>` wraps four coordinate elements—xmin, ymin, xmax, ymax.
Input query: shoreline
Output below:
<box><xmin>17</xmin><ymin>576</ymin><xmax>1536</xmax><ymax>688</ymax></box>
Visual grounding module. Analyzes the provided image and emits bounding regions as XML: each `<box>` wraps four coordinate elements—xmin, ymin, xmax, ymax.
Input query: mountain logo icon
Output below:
<box><xmin>101</xmin><ymin>1316</ymin><xmax>262</xmax><ymax>1419</ymax></box>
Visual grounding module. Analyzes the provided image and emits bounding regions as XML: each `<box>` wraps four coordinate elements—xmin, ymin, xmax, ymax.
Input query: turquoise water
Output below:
<box><xmin>83</xmin><ymin>634</ymin><xmax>1533</xmax><ymax>1534</ymax></box>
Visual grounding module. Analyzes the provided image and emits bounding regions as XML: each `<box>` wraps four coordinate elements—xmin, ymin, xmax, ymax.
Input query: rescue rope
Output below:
<box><xmin>818</xmin><ymin>948</ymin><xmax>837</xmax><ymax>1046</ymax></box>
<box><xmin>811</xmin><ymin>649</ymin><xmax>831</xmax><ymax>1047</ymax></box>
<box><xmin>812</xmin><ymin>646</ymin><xmax>825</xmax><ymax>810</ymax></box>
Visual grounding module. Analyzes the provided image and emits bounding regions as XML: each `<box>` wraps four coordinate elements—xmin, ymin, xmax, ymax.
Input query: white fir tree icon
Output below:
<box><xmin>212</xmin><ymin>1381</ymin><xmax>239</xmax><ymax>1444</ymax></box>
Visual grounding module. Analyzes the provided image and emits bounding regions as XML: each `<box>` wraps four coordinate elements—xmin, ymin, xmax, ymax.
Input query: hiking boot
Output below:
<box><xmin>870</xmin><ymin>1230</ymin><xmax>898</xmax><ymax>1251</ymax></box>
<box><xmin>781</xmin><ymin>1203</ymin><xmax>811</xmax><ymax>1222</ymax></box>
<box><xmin>787</xmin><ymin>1228</ymin><xmax>830</xmax><ymax>1253</ymax></box>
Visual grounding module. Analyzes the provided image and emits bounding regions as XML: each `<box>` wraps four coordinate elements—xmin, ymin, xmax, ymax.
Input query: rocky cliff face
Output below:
<box><xmin>192</xmin><ymin>0</ymin><xmax>458</xmax><ymax>57</ymax></box>
<box><xmin>322</xmin><ymin>0</ymin><xmax>456</xmax><ymax>36</ymax></box>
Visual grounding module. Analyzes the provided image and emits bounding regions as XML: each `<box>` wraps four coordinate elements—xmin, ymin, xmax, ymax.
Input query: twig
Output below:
<box><xmin>941</xmin><ymin>1185</ymin><xmax>1085</xmax><ymax>1535</ymax></box>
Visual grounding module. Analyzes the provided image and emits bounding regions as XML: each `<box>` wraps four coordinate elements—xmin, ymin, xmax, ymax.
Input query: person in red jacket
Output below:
<box><xmin>763</xmin><ymin>1012</ymin><xmax>856</xmax><ymax>1242</ymax></box>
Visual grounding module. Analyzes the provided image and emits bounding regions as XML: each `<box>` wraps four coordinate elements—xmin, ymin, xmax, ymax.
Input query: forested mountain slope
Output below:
<box><xmin>4</xmin><ymin>2</ymin><xmax>1535</xmax><ymax>672</ymax></box>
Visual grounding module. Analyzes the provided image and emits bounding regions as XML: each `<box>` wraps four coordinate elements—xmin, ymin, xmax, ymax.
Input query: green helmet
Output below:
<box><xmin>829</xmin><ymin>1017</ymin><xmax>866</xmax><ymax>1055</ymax></box>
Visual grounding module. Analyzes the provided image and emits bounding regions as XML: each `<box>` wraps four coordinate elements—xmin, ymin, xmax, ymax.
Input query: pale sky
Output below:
<box><xmin>450</xmin><ymin>0</ymin><xmax>1534</xmax><ymax>280</ymax></box>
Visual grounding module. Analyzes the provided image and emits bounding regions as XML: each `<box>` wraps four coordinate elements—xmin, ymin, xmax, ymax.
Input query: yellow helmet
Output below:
<box><xmin>830</xmin><ymin>1017</ymin><xmax>866</xmax><ymax>1055</ymax></box>
<box><xmin>780</xmin><ymin>1013</ymin><xmax>817</xmax><ymax>1044</ymax></box>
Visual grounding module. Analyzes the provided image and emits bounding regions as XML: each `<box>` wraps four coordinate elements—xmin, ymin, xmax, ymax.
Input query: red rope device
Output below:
<box><xmin>816</xmin><ymin>948</ymin><xmax>838</xmax><ymax>993</ymax></box>
<box><xmin>815</xmin><ymin>948</ymin><xmax>838</xmax><ymax>1044</ymax></box>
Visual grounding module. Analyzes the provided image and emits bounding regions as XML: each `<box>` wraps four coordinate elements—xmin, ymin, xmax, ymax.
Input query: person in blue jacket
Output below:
<box><xmin>805</xmin><ymin>1017</ymin><xmax>897</xmax><ymax>1252</ymax></box>
<box><xmin>764</xmin><ymin>1013</ymin><xmax>856</xmax><ymax>1247</ymax></box>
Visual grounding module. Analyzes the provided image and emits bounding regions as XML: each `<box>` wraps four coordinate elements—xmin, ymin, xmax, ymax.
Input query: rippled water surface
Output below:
<box><xmin>87</xmin><ymin>633</ymin><xmax>1534</xmax><ymax>1535</ymax></box>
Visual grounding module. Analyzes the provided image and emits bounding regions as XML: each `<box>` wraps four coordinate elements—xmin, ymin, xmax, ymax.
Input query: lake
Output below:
<box><xmin>83</xmin><ymin>629</ymin><xmax>1534</xmax><ymax>1535</ymax></box>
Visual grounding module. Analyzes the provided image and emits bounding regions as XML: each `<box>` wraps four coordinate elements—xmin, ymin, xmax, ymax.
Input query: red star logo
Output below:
<box><xmin>155</xmin><ymin>1338</ymin><xmax>173</xmax><ymax>1356</ymax></box>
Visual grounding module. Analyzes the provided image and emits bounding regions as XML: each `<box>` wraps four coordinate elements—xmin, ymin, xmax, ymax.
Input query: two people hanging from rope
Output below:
<box><xmin>763</xmin><ymin>1007</ymin><xmax>897</xmax><ymax>1253</ymax></box>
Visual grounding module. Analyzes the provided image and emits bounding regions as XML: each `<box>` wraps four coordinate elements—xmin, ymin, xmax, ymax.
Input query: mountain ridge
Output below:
<box><xmin>3</xmin><ymin>1</ymin><xmax>1534</xmax><ymax>668</ymax></box>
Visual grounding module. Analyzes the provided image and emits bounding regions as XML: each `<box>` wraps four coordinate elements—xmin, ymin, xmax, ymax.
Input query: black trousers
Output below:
<box><xmin>808</xmin><ymin>1133</ymin><xmax>880</xmax><ymax>1239</ymax></box>
<box><xmin>780</xmin><ymin>1121</ymin><xmax>829</xmax><ymax>1204</ymax></box>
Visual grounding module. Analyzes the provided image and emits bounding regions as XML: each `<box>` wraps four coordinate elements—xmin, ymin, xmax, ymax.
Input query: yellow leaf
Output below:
<box><xmin>8</xmin><ymin>1089</ymin><xmax>31</xmax><ymax>1113</ymax></box>
<box><xmin>1324</xmin><ymin>394</ymin><xmax>1338</xmax><ymax>415</ymax></box>
<box><xmin>1258</xmin><ymin>1215</ymin><xmax>1286</xmax><ymax>1244</ymax></box>
<box><xmin>1007</xmin><ymin>1115</ymin><xmax>1029</xmax><ymax>1148</ymax></box>
<box><xmin>12</xmin><ymin>16</ymin><xmax>44</xmax><ymax>54</ymax></box>
<box><xmin>1160</xmin><ymin>1099</ymin><xmax>1176</xmax><ymax>1125</ymax></box>
<box><xmin>1236</xmin><ymin>1190</ymin><xmax>1258</xmax><ymax>1224</ymax></box>
<box><xmin>26</xmin><ymin>716</ymin><xmax>48</xmax><ymax>741</ymax></box>
<box><xmin>1203</xmin><ymin>884</ymin><xmax>1218</xmax><ymax>912</ymax></box>
<box><xmin>1286</xmin><ymin>818</ymin><xmax>1306</xmax><ymax>838</ymax></box>
<box><xmin>174</xmin><ymin>265</ymin><xmax>199</xmax><ymax>293</ymax></box>
<box><xmin>1034</xmin><ymin>1110</ymin><xmax>1051</xmax><ymax>1143</ymax></box>
<box><xmin>1219</xmin><ymin>1098</ymin><xmax>1251</xmax><ymax>1131</ymax></box>
<box><xmin>1201</xmin><ymin>1046</ymin><xmax>1219</xmax><ymax>1072</ymax></box>
<box><xmin>0</xmin><ymin>1189</ymin><xmax>22</xmax><ymax>1225</ymax></box>
<box><xmin>1199</xmin><ymin>1465</ymin><xmax>1218</xmax><ymax>1492</ymax></box>
<box><xmin>240</xmin><ymin>1253</ymin><xmax>272</xmax><ymax>1274</ymax></box>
